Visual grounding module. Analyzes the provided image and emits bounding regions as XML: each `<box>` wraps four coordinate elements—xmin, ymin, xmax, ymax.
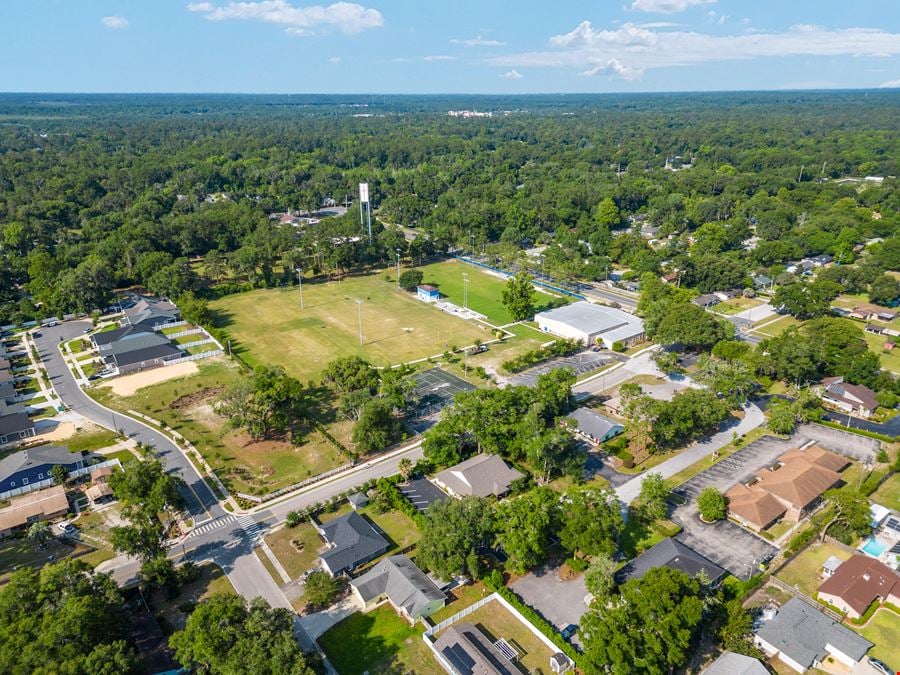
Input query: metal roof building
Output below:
<box><xmin>535</xmin><ymin>301</ymin><xmax>645</xmax><ymax>349</ymax></box>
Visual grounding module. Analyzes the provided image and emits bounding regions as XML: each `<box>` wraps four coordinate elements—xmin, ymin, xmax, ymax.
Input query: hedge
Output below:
<box><xmin>483</xmin><ymin>578</ymin><xmax>580</xmax><ymax>662</ymax></box>
<box><xmin>500</xmin><ymin>339</ymin><xmax>583</xmax><ymax>374</ymax></box>
<box><xmin>849</xmin><ymin>600</ymin><xmax>879</xmax><ymax>625</ymax></box>
<box><xmin>817</xmin><ymin>421</ymin><xmax>896</xmax><ymax>443</ymax></box>
<box><xmin>787</xmin><ymin>525</ymin><xmax>819</xmax><ymax>555</ymax></box>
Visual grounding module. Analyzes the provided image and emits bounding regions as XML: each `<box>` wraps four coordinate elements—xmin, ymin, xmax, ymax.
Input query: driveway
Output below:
<box><xmin>511</xmin><ymin>563</ymin><xmax>590</xmax><ymax>642</ymax></box>
<box><xmin>585</xmin><ymin>451</ymin><xmax>631</xmax><ymax>488</ymax></box>
<box><xmin>299</xmin><ymin>595</ymin><xmax>362</xmax><ymax>639</ymax></box>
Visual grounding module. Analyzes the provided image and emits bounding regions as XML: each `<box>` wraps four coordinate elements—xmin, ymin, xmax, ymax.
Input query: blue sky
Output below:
<box><xmin>2</xmin><ymin>0</ymin><xmax>900</xmax><ymax>93</ymax></box>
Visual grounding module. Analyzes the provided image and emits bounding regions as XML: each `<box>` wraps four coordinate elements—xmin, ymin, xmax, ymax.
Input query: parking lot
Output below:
<box><xmin>511</xmin><ymin>563</ymin><xmax>589</xmax><ymax>646</ymax></box>
<box><xmin>411</xmin><ymin>367</ymin><xmax>476</xmax><ymax>418</ymax></box>
<box><xmin>508</xmin><ymin>350</ymin><xmax>623</xmax><ymax>387</ymax></box>
<box><xmin>670</xmin><ymin>425</ymin><xmax>880</xmax><ymax>579</ymax></box>
<box><xmin>397</xmin><ymin>478</ymin><xmax>448</xmax><ymax>514</ymax></box>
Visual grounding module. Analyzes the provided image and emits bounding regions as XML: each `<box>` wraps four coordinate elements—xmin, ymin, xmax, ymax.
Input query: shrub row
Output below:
<box><xmin>817</xmin><ymin>421</ymin><xmax>896</xmax><ymax>443</ymax></box>
<box><xmin>375</xmin><ymin>477</ymin><xmax>426</xmax><ymax>528</ymax></box>
<box><xmin>501</xmin><ymin>338</ymin><xmax>583</xmax><ymax>374</ymax></box>
<box><xmin>483</xmin><ymin>577</ymin><xmax>580</xmax><ymax>663</ymax></box>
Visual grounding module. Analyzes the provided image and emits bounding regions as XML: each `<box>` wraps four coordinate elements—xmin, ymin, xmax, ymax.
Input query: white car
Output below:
<box><xmin>55</xmin><ymin>521</ymin><xmax>76</xmax><ymax>535</ymax></box>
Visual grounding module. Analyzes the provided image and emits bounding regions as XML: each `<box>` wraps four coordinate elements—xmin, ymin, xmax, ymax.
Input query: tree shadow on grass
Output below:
<box><xmin>318</xmin><ymin>612</ymin><xmax>408</xmax><ymax>675</ymax></box>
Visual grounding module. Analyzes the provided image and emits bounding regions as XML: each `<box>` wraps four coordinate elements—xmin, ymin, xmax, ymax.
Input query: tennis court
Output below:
<box><xmin>412</xmin><ymin>368</ymin><xmax>476</xmax><ymax>418</ymax></box>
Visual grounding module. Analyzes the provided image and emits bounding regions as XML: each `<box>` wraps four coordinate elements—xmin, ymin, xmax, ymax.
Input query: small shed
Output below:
<box><xmin>416</xmin><ymin>285</ymin><xmax>441</xmax><ymax>303</ymax></box>
<box><xmin>822</xmin><ymin>556</ymin><xmax>843</xmax><ymax>578</ymax></box>
<box><xmin>348</xmin><ymin>492</ymin><xmax>368</xmax><ymax>511</ymax></box>
<box><xmin>550</xmin><ymin>652</ymin><xmax>573</xmax><ymax>674</ymax></box>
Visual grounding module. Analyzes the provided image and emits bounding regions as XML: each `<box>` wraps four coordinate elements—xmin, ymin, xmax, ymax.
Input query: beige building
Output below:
<box><xmin>0</xmin><ymin>485</ymin><xmax>69</xmax><ymax>537</ymax></box>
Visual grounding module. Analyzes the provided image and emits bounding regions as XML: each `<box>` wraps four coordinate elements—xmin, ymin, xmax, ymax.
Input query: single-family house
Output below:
<box><xmin>0</xmin><ymin>446</ymin><xmax>85</xmax><ymax>493</ymax></box>
<box><xmin>848</xmin><ymin>304</ymin><xmax>897</xmax><ymax>323</ymax></box>
<box><xmin>752</xmin><ymin>274</ymin><xmax>773</xmax><ymax>291</ymax></box>
<box><xmin>661</xmin><ymin>272</ymin><xmax>679</xmax><ymax>285</ymax></box>
<box><xmin>433</xmin><ymin>622</ymin><xmax>519</xmax><ymax>675</ymax></box>
<box><xmin>564</xmin><ymin>408</ymin><xmax>623</xmax><ymax>445</ymax></box>
<box><xmin>316</xmin><ymin>511</ymin><xmax>390</xmax><ymax>577</ymax></box>
<box><xmin>754</xmin><ymin>598</ymin><xmax>872</xmax><ymax>673</ymax></box>
<box><xmin>616</xmin><ymin>537</ymin><xmax>726</xmax><ymax>585</ymax></box>
<box><xmin>85</xmin><ymin>482</ymin><xmax>114</xmax><ymax>506</ymax></box>
<box><xmin>106</xmin><ymin>343</ymin><xmax>183</xmax><ymax>375</ymax></box>
<box><xmin>0</xmin><ymin>412</ymin><xmax>36</xmax><ymax>447</ymax></box>
<box><xmin>0</xmin><ymin>356</ymin><xmax>10</xmax><ymax>372</ymax></box>
<box><xmin>416</xmin><ymin>285</ymin><xmax>441</xmax><ymax>303</ymax></box>
<box><xmin>692</xmin><ymin>294</ymin><xmax>721</xmax><ymax>309</ymax></box>
<box><xmin>349</xmin><ymin>554</ymin><xmax>445</xmax><ymax>623</ymax></box>
<box><xmin>726</xmin><ymin>445</ymin><xmax>848</xmax><ymax>531</ymax></box>
<box><xmin>0</xmin><ymin>369</ymin><xmax>13</xmax><ymax>386</ymax></box>
<box><xmin>865</xmin><ymin>323</ymin><xmax>885</xmax><ymax>336</ymax></box>
<box><xmin>122</xmin><ymin>296</ymin><xmax>180</xmax><ymax>330</ymax></box>
<box><xmin>348</xmin><ymin>492</ymin><xmax>368</xmax><ymax>511</ymax></box>
<box><xmin>433</xmin><ymin>453</ymin><xmax>524</xmax><ymax>499</ymax></box>
<box><xmin>92</xmin><ymin>325</ymin><xmax>156</xmax><ymax>350</ymax></box>
<box><xmin>0</xmin><ymin>382</ymin><xmax>19</xmax><ymax>407</ymax></box>
<box><xmin>810</xmin><ymin>254</ymin><xmax>833</xmax><ymax>267</ymax></box>
<box><xmin>819</xmin><ymin>376</ymin><xmax>879</xmax><ymax>419</ymax></box>
<box><xmin>702</xmin><ymin>651</ymin><xmax>768</xmax><ymax>675</ymax></box>
<box><xmin>817</xmin><ymin>554</ymin><xmax>900</xmax><ymax>620</ymax></box>
<box><xmin>0</xmin><ymin>485</ymin><xmax>69</xmax><ymax>537</ymax></box>
<box><xmin>535</xmin><ymin>301</ymin><xmax>645</xmax><ymax>349</ymax></box>
<box><xmin>102</xmin><ymin>332</ymin><xmax>171</xmax><ymax>358</ymax></box>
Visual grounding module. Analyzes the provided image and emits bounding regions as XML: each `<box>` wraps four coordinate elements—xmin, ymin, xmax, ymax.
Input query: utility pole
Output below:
<box><xmin>798</xmin><ymin>165</ymin><xmax>805</xmax><ymax>183</ymax></box>
<box><xmin>396</xmin><ymin>249</ymin><xmax>401</xmax><ymax>288</ymax></box>
<box><xmin>356</xmin><ymin>299</ymin><xmax>364</xmax><ymax>345</ymax></box>
<box><xmin>296</xmin><ymin>268</ymin><xmax>304</xmax><ymax>309</ymax></box>
<box><xmin>463</xmin><ymin>272</ymin><xmax>469</xmax><ymax>310</ymax></box>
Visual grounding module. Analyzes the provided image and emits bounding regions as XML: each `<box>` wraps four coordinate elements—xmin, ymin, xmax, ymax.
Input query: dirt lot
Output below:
<box><xmin>100</xmin><ymin>361</ymin><xmax>198</xmax><ymax>396</ymax></box>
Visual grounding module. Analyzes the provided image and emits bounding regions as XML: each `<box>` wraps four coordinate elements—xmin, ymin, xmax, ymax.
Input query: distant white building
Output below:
<box><xmin>535</xmin><ymin>301</ymin><xmax>645</xmax><ymax>349</ymax></box>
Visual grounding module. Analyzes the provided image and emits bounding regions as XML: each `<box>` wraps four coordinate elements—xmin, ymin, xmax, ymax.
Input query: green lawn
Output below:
<box><xmin>209</xmin><ymin>272</ymin><xmax>489</xmax><ymax>382</ymax></box>
<box><xmin>0</xmin><ymin>537</ymin><xmax>107</xmax><ymax>582</ymax></box>
<box><xmin>752</xmin><ymin>315</ymin><xmax>804</xmax><ymax>337</ymax></box>
<box><xmin>419</xmin><ymin>260</ymin><xmax>570</xmax><ymax>326</ymax></box>
<box><xmin>716</xmin><ymin>297</ymin><xmax>765</xmax><ymax>315</ymax></box>
<box><xmin>856</xmin><ymin>607</ymin><xmax>900</xmax><ymax>663</ymax></box>
<box><xmin>264</xmin><ymin>522</ymin><xmax>324</xmax><ymax>580</ymax></box>
<box><xmin>872</xmin><ymin>474</ymin><xmax>900</xmax><ymax>512</ymax></box>
<box><xmin>437</xmin><ymin>599</ymin><xmax>556</xmax><ymax>674</ymax></box>
<box><xmin>67</xmin><ymin>428</ymin><xmax>120</xmax><ymax>453</ymax></box>
<box><xmin>775</xmin><ymin>541</ymin><xmax>854</xmax><ymax>597</ymax></box>
<box><xmin>319</xmin><ymin>607</ymin><xmax>443</xmax><ymax>675</ymax></box>
<box><xmin>90</xmin><ymin>358</ymin><xmax>348</xmax><ymax>496</ymax></box>
<box><xmin>364</xmin><ymin>506</ymin><xmax>421</xmax><ymax>552</ymax></box>
<box><xmin>619</xmin><ymin>517</ymin><xmax>666</xmax><ymax>558</ymax></box>
<box><xmin>863</xmin><ymin>330</ymin><xmax>900</xmax><ymax>374</ymax></box>
<box><xmin>429</xmin><ymin>581</ymin><xmax>489</xmax><ymax>624</ymax></box>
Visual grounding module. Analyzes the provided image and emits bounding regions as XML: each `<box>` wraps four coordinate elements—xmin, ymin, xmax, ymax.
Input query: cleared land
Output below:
<box><xmin>872</xmin><ymin>474</ymin><xmax>900</xmax><ymax>511</ymax></box>
<box><xmin>210</xmin><ymin>272</ymin><xmax>489</xmax><ymax>381</ymax></box>
<box><xmin>319</xmin><ymin>606</ymin><xmax>443</xmax><ymax>675</ymax></box>
<box><xmin>90</xmin><ymin>358</ymin><xmax>348</xmax><ymax>495</ymax></box>
<box><xmin>150</xmin><ymin>563</ymin><xmax>236</xmax><ymax>635</ymax></box>
<box><xmin>100</xmin><ymin>361</ymin><xmax>199</xmax><ymax>396</ymax></box>
<box><xmin>264</xmin><ymin>523</ymin><xmax>323</xmax><ymax>580</ymax></box>
<box><xmin>419</xmin><ymin>259</ymin><xmax>570</xmax><ymax>326</ymax></box>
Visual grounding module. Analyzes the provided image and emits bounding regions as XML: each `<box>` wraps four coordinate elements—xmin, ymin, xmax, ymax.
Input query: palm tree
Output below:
<box><xmin>398</xmin><ymin>458</ymin><xmax>413</xmax><ymax>482</ymax></box>
<box><xmin>27</xmin><ymin>520</ymin><xmax>51</xmax><ymax>550</ymax></box>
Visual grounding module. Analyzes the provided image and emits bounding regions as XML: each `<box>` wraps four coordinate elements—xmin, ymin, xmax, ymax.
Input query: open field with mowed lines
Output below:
<box><xmin>210</xmin><ymin>271</ymin><xmax>490</xmax><ymax>381</ymax></box>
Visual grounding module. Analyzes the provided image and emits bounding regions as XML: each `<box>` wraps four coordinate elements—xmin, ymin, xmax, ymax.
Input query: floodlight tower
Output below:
<box><xmin>296</xmin><ymin>268</ymin><xmax>304</xmax><ymax>309</ymax></box>
<box><xmin>356</xmin><ymin>299</ymin><xmax>364</xmax><ymax>345</ymax></box>
<box><xmin>359</xmin><ymin>182</ymin><xmax>372</xmax><ymax>242</ymax></box>
<box><xmin>462</xmin><ymin>272</ymin><xmax>469</xmax><ymax>310</ymax></box>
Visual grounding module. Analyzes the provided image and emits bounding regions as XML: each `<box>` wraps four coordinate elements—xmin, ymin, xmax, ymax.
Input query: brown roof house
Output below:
<box><xmin>0</xmin><ymin>485</ymin><xmax>69</xmax><ymax>537</ymax></box>
<box><xmin>727</xmin><ymin>446</ymin><xmax>848</xmax><ymax>531</ymax></box>
<box><xmin>817</xmin><ymin>554</ymin><xmax>900</xmax><ymax>619</ymax></box>
<box><xmin>819</xmin><ymin>376</ymin><xmax>879</xmax><ymax>419</ymax></box>
<box><xmin>433</xmin><ymin>453</ymin><xmax>524</xmax><ymax>499</ymax></box>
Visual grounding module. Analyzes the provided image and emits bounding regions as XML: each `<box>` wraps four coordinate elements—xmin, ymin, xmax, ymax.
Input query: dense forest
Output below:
<box><xmin>0</xmin><ymin>91</ymin><xmax>898</xmax><ymax>323</ymax></box>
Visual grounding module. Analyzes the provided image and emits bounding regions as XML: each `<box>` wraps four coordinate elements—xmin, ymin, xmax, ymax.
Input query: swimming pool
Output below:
<box><xmin>860</xmin><ymin>535</ymin><xmax>887</xmax><ymax>557</ymax></box>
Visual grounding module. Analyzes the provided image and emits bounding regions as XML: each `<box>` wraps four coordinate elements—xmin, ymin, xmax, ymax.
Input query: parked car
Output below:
<box><xmin>868</xmin><ymin>658</ymin><xmax>893</xmax><ymax>675</ymax></box>
<box><xmin>56</xmin><ymin>521</ymin><xmax>76</xmax><ymax>535</ymax></box>
<box><xmin>33</xmin><ymin>332</ymin><xmax>42</xmax><ymax>338</ymax></box>
<box><xmin>561</xmin><ymin>624</ymin><xmax>578</xmax><ymax>640</ymax></box>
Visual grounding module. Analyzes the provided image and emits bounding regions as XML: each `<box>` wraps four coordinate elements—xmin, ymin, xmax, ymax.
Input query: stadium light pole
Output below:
<box><xmin>462</xmin><ymin>272</ymin><xmax>469</xmax><ymax>311</ymax></box>
<box><xmin>356</xmin><ymin>299</ymin><xmax>364</xmax><ymax>345</ymax></box>
<box><xmin>296</xmin><ymin>268</ymin><xmax>304</xmax><ymax>309</ymax></box>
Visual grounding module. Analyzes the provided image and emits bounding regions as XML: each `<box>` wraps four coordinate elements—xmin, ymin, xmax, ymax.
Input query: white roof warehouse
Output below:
<box><xmin>535</xmin><ymin>301</ymin><xmax>645</xmax><ymax>349</ymax></box>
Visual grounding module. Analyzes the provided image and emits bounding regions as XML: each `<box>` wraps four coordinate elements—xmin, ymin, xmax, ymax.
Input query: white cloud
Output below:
<box><xmin>451</xmin><ymin>35</ymin><xmax>506</xmax><ymax>47</ymax></box>
<box><xmin>423</xmin><ymin>55</ymin><xmax>455</xmax><ymax>61</ymax></box>
<box><xmin>187</xmin><ymin>1</ymin><xmax>383</xmax><ymax>36</ymax></box>
<box><xmin>101</xmin><ymin>15</ymin><xmax>129</xmax><ymax>29</ymax></box>
<box><xmin>329</xmin><ymin>56</ymin><xmax>342</xmax><ymax>63</ymax></box>
<box><xmin>880</xmin><ymin>78</ymin><xmax>900</xmax><ymax>88</ymax></box>
<box><xmin>491</xmin><ymin>21</ymin><xmax>900</xmax><ymax>81</ymax></box>
<box><xmin>499</xmin><ymin>69</ymin><xmax>523</xmax><ymax>79</ymax></box>
<box><xmin>630</xmin><ymin>0</ymin><xmax>715</xmax><ymax>14</ymax></box>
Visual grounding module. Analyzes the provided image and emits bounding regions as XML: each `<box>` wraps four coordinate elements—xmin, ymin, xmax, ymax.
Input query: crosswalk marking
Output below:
<box><xmin>189</xmin><ymin>515</ymin><xmax>236</xmax><ymax>537</ymax></box>
<box><xmin>237</xmin><ymin>515</ymin><xmax>263</xmax><ymax>541</ymax></box>
<box><xmin>187</xmin><ymin>514</ymin><xmax>265</xmax><ymax>541</ymax></box>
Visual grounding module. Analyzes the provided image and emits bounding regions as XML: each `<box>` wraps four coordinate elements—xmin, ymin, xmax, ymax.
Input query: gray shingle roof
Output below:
<box><xmin>0</xmin><ymin>446</ymin><xmax>82</xmax><ymax>483</ymax></box>
<box><xmin>702</xmin><ymin>651</ymin><xmax>768</xmax><ymax>675</ymax></box>
<box><xmin>433</xmin><ymin>453</ymin><xmax>524</xmax><ymax>498</ymax></box>
<box><xmin>105</xmin><ymin>332</ymin><xmax>171</xmax><ymax>357</ymax></box>
<box><xmin>618</xmin><ymin>537</ymin><xmax>726</xmax><ymax>584</ymax></box>
<box><xmin>108</xmin><ymin>343</ymin><xmax>182</xmax><ymax>368</ymax></box>
<box><xmin>350</xmin><ymin>555</ymin><xmax>444</xmax><ymax>618</ymax></box>
<box><xmin>567</xmin><ymin>408</ymin><xmax>623</xmax><ymax>441</ymax></box>
<box><xmin>433</xmin><ymin>622</ymin><xmax>517</xmax><ymax>675</ymax></box>
<box><xmin>755</xmin><ymin>598</ymin><xmax>872</xmax><ymax>668</ymax></box>
<box><xmin>319</xmin><ymin>512</ymin><xmax>389</xmax><ymax>574</ymax></box>
<box><xmin>0</xmin><ymin>412</ymin><xmax>34</xmax><ymax>438</ymax></box>
<box><xmin>94</xmin><ymin>325</ymin><xmax>155</xmax><ymax>348</ymax></box>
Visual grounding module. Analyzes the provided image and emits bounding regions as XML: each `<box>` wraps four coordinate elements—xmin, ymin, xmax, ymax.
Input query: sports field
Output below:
<box><xmin>210</xmin><ymin>273</ymin><xmax>490</xmax><ymax>382</ymax></box>
<box><xmin>419</xmin><ymin>259</ymin><xmax>569</xmax><ymax>326</ymax></box>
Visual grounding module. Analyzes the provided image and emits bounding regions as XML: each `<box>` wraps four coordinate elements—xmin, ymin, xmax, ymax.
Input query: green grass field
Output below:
<box><xmin>872</xmin><ymin>474</ymin><xmax>900</xmax><ymax>511</ymax></box>
<box><xmin>419</xmin><ymin>259</ymin><xmax>569</xmax><ymax>326</ymax></box>
<box><xmin>775</xmin><ymin>541</ymin><xmax>854</xmax><ymax>597</ymax></box>
<box><xmin>210</xmin><ymin>272</ymin><xmax>490</xmax><ymax>382</ymax></box>
<box><xmin>319</xmin><ymin>606</ymin><xmax>443</xmax><ymax>675</ymax></box>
